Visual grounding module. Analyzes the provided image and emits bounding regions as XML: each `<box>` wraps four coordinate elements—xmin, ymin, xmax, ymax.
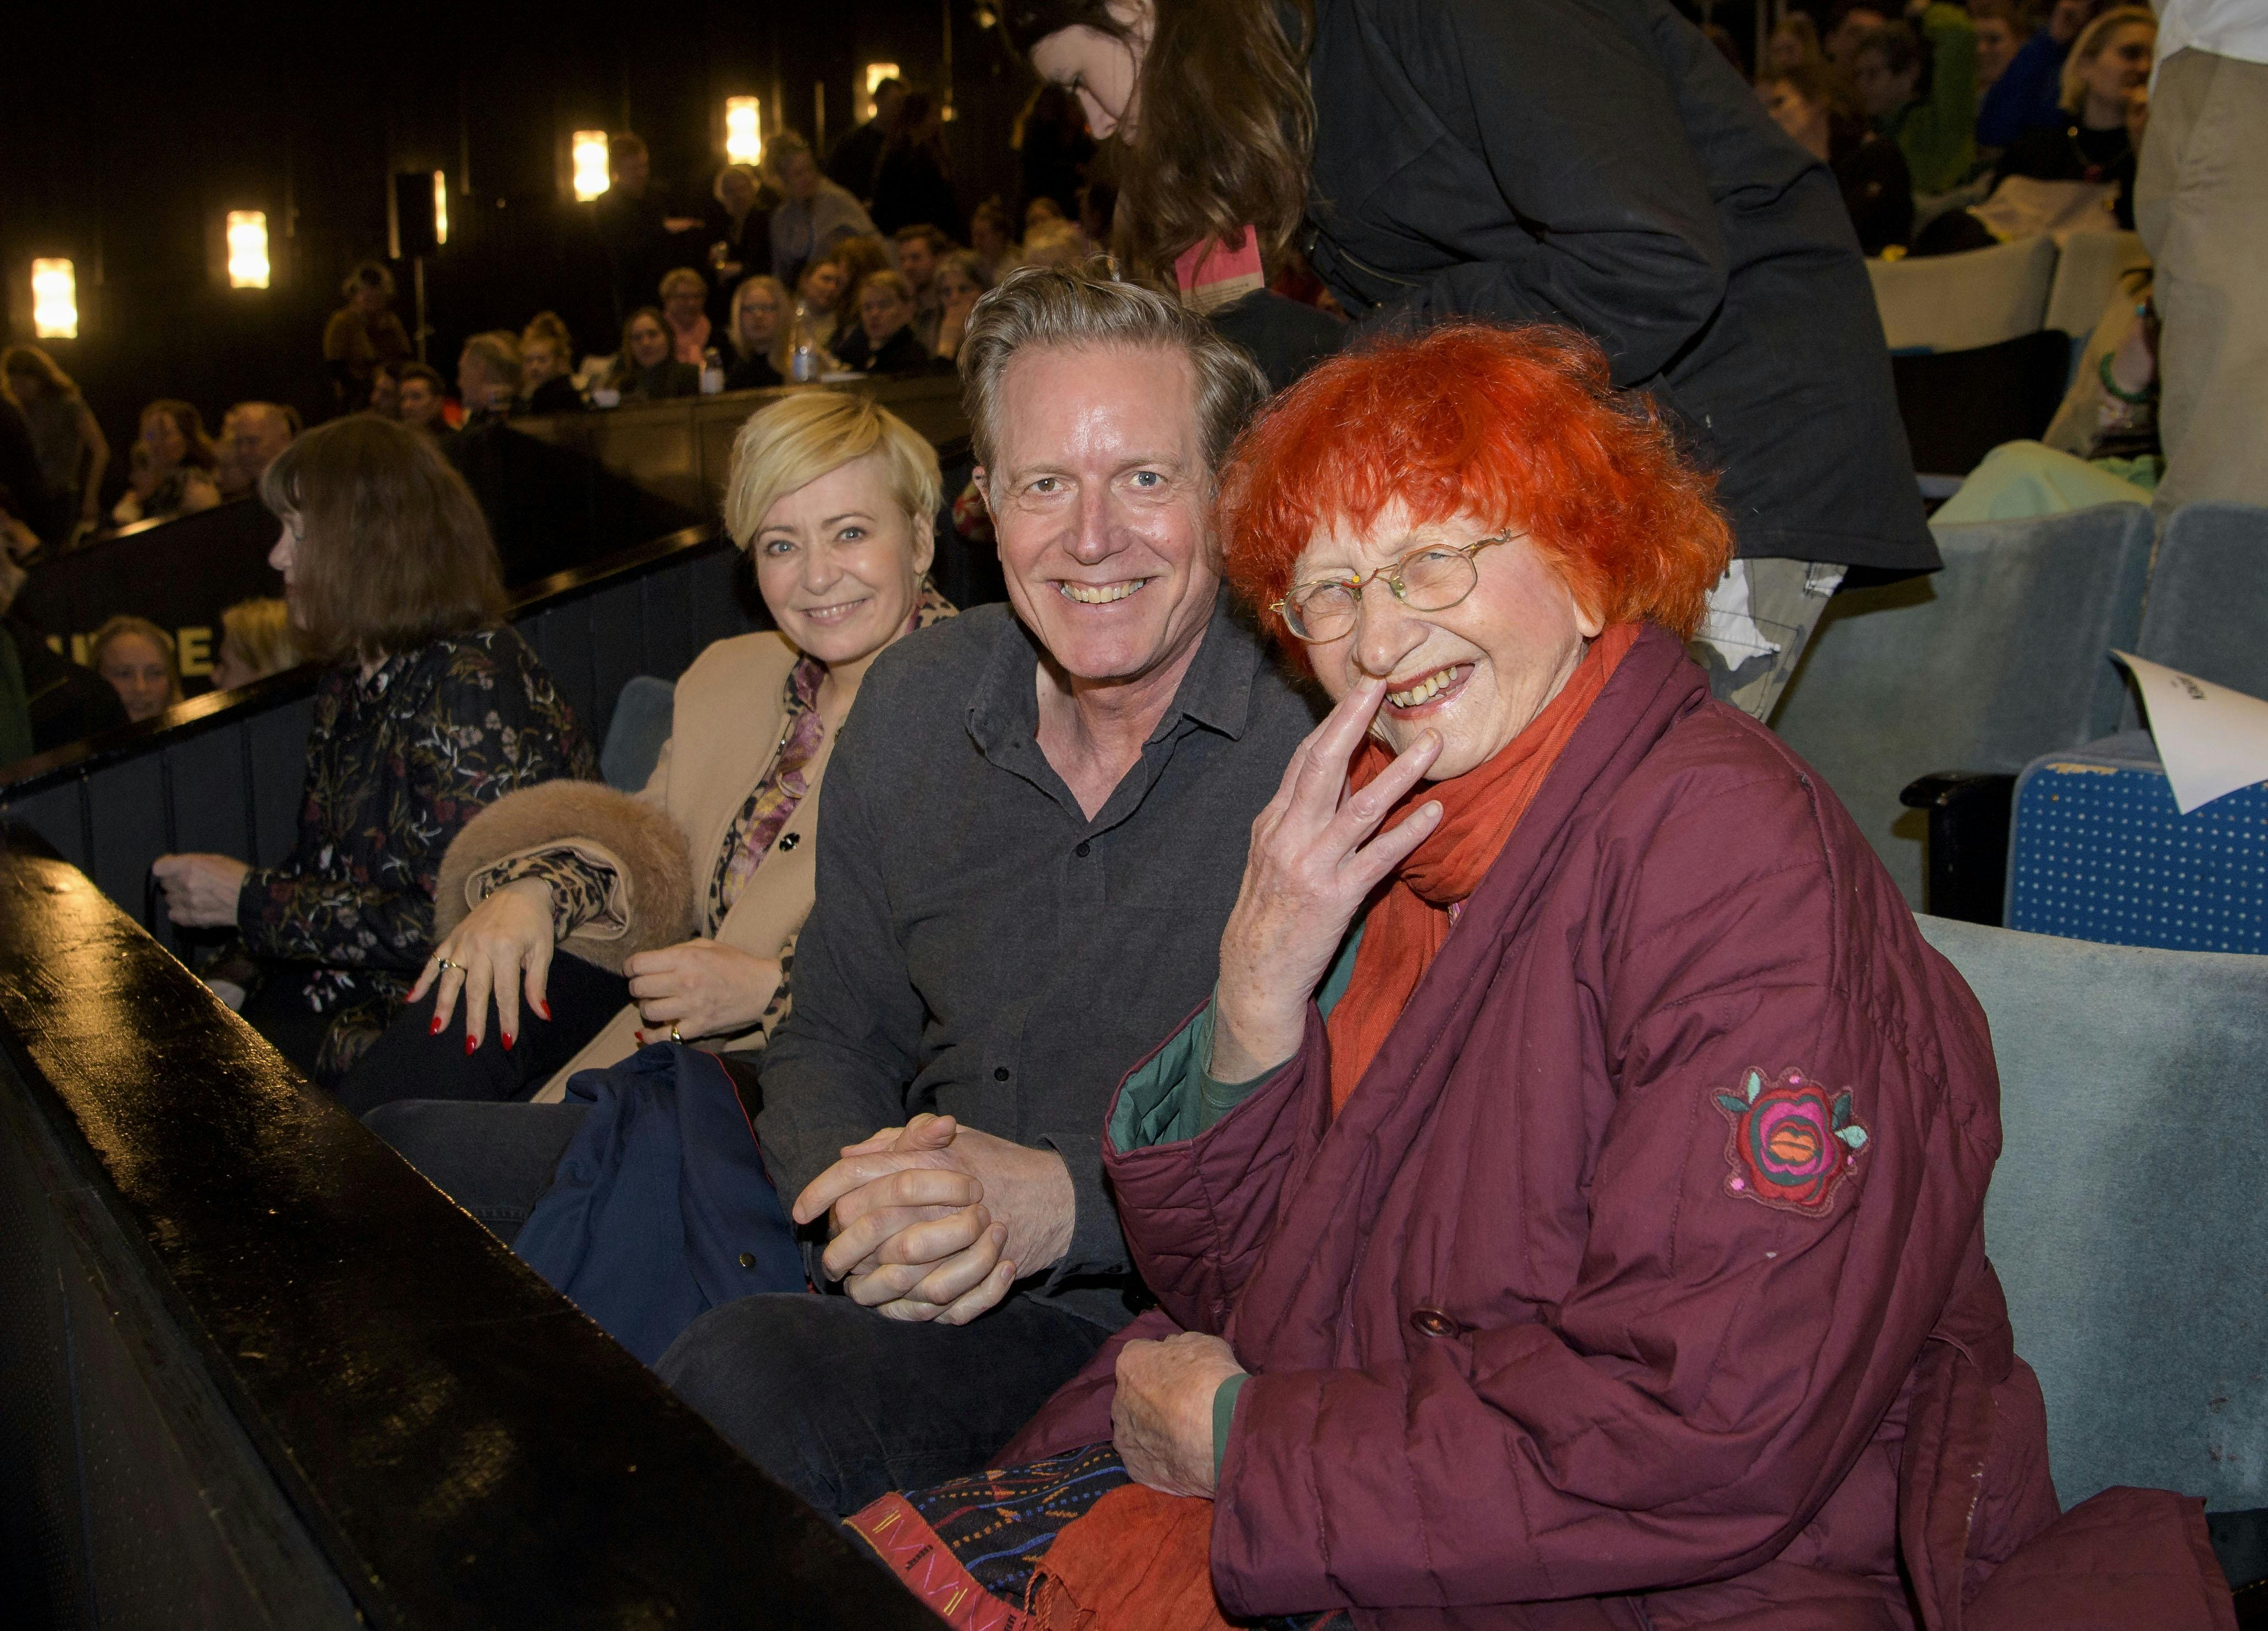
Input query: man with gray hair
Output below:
<box><xmin>215</xmin><ymin>401</ymin><xmax>300</xmax><ymax>501</ymax></box>
<box><xmin>653</xmin><ymin>265</ymin><xmax>1322</xmax><ymax>1514</ymax></box>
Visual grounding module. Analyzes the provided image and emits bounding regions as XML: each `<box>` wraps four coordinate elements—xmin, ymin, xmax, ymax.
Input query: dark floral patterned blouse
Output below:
<box><xmin>235</xmin><ymin>628</ymin><xmax>598</xmax><ymax>1084</ymax></box>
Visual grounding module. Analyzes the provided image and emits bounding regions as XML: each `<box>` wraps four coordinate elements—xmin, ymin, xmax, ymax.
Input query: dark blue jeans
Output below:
<box><xmin>364</xmin><ymin>1098</ymin><xmax>1115</xmax><ymax>1516</ymax></box>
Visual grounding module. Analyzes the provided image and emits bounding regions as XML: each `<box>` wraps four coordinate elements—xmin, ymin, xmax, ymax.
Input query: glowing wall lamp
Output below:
<box><xmin>861</xmin><ymin>62</ymin><xmax>902</xmax><ymax>121</ymax></box>
<box><xmin>31</xmin><ymin>259</ymin><xmax>77</xmax><ymax>339</ymax></box>
<box><xmin>226</xmin><ymin>211</ymin><xmax>271</xmax><ymax>288</ymax></box>
<box><xmin>432</xmin><ymin>170</ymin><xmax>449</xmax><ymax>246</ymax></box>
<box><xmin>725</xmin><ymin>96</ymin><xmax>762</xmax><ymax>165</ymax></box>
<box><xmin>572</xmin><ymin>131</ymin><xmax>611</xmax><ymax>201</ymax></box>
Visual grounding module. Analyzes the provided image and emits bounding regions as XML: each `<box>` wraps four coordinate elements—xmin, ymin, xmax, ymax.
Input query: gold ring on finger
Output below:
<box><xmin>670</xmin><ymin>1024</ymin><xmax>683</xmax><ymax>1043</ymax></box>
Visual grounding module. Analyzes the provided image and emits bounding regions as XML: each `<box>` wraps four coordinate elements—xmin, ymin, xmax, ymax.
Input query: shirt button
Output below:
<box><xmin>994</xmin><ymin>1065</ymin><xmax>1011</xmax><ymax>1081</ymax></box>
<box><xmin>1409</xmin><ymin>1307</ymin><xmax>1462</xmax><ymax>1338</ymax></box>
<box><xmin>737</xmin><ymin>1252</ymin><xmax>756</xmax><ymax>1269</ymax></box>
<box><xmin>1074</xmin><ymin>840</ymin><xmax>1092</xmax><ymax>858</ymax></box>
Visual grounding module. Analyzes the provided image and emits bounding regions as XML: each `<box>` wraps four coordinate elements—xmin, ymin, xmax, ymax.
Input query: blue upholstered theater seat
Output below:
<box><xmin>1773</xmin><ymin>505</ymin><xmax>2154</xmax><ymax>906</ymax></box>
<box><xmin>1915</xmin><ymin>913</ymin><xmax>2268</xmax><ymax>1519</ymax></box>
<box><xmin>599</xmin><ymin>675</ymin><xmax>676</xmax><ymax>794</ymax></box>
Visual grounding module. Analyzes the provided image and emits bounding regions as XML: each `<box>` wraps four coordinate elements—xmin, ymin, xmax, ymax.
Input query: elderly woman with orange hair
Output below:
<box><xmin>847</xmin><ymin>325</ymin><xmax>2228</xmax><ymax>1629</ymax></box>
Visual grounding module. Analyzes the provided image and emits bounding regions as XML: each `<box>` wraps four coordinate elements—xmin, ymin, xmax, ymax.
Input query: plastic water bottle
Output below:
<box><xmin>700</xmin><ymin>346</ymin><xmax>725</xmax><ymax>395</ymax></box>
<box><xmin>789</xmin><ymin>303</ymin><xmax>820</xmax><ymax>384</ymax></box>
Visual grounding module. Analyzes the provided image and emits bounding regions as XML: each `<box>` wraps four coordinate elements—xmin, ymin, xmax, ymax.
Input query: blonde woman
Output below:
<box><xmin>343</xmin><ymin>391</ymin><xmax>954</xmax><ymax>1112</ymax></box>
<box><xmin>724</xmin><ymin>275</ymin><xmax>792</xmax><ymax>390</ymax></box>
<box><xmin>209</xmin><ymin>597</ymin><xmax>299</xmax><ymax>692</ymax></box>
<box><xmin>88</xmin><ymin>615</ymin><xmax>184</xmax><ymax>722</ymax></box>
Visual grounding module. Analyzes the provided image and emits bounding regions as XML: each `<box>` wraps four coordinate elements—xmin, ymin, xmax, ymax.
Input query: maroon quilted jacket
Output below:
<box><xmin>1006</xmin><ymin>627</ymin><xmax>2231</xmax><ymax>1630</ymax></box>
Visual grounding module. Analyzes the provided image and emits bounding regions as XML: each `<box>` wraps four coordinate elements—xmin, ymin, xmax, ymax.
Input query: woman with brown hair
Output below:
<box><xmin>152</xmin><ymin>416</ymin><xmax>596</xmax><ymax>1087</ymax></box>
<box><xmin>1757</xmin><ymin>59</ymin><xmax>1916</xmax><ymax>256</ymax></box>
<box><xmin>1001</xmin><ymin>0</ymin><xmax>1938</xmax><ymax>721</ymax></box>
<box><xmin>110</xmin><ymin>400</ymin><xmax>221</xmax><ymax>526</ymax></box>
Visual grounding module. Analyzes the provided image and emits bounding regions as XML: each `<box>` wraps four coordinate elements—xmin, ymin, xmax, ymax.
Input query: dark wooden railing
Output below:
<box><xmin>0</xmin><ymin>834</ymin><xmax>935</xmax><ymax>1628</ymax></box>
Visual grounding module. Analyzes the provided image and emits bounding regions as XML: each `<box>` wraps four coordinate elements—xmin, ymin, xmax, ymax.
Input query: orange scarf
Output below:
<box><xmin>1324</xmin><ymin>622</ymin><xmax>1641</xmax><ymax>1113</ymax></box>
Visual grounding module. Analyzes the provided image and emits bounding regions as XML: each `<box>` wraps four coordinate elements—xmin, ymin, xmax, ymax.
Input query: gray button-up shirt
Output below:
<box><xmin>756</xmin><ymin>593</ymin><xmax>1323</xmax><ymax>1330</ymax></box>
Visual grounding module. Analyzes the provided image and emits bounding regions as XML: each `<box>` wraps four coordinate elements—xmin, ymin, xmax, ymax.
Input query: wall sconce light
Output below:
<box><xmin>32</xmin><ymin>259</ymin><xmax>77</xmax><ymax>339</ymax></box>
<box><xmin>862</xmin><ymin>62</ymin><xmax>902</xmax><ymax>122</ymax></box>
<box><xmin>725</xmin><ymin>96</ymin><xmax>762</xmax><ymax>165</ymax></box>
<box><xmin>432</xmin><ymin>170</ymin><xmax>449</xmax><ymax>246</ymax></box>
<box><xmin>572</xmin><ymin>131</ymin><xmax>611</xmax><ymax>201</ymax></box>
<box><xmin>226</xmin><ymin>212</ymin><xmax>271</xmax><ymax>289</ymax></box>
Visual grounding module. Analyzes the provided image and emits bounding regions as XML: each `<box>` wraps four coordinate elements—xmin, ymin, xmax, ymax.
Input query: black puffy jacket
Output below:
<box><xmin>1305</xmin><ymin>0</ymin><xmax>1937</xmax><ymax>572</ymax></box>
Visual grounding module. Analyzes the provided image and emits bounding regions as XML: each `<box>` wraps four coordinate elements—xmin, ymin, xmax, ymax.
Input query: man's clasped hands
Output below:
<box><xmin>792</xmin><ymin>1114</ymin><xmax>1243</xmax><ymax>1497</ymax></box>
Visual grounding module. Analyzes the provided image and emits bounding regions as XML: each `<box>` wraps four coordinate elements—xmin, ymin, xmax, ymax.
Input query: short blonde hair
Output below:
<box><xmin>88</xmin><ymin>616</ymin><xmax>185</xmax><ymax>705</ymax></box>
<box><xmin>219</xmin><ymin>596</ymin><xmax>299</xmax><ymax>678</ymax></box>
<box><xmin>659</xmin><ymin>266</ymin><xmax>709</xmax><ymax>302</ymax></box>
<box><xmin>2061</xmin><ymin>7</ymin><xmax>2155</xmax><ymax>113</ymax></box>
<box><xmin>722</xmin><ymin>392</ymin><xmax>941</xmax><ymax>549</ymax></box>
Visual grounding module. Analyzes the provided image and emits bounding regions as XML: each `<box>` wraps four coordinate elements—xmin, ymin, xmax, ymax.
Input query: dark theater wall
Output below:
<box><xmin>1</xmin><ymin>3</ymin><xmax>1029</xmax><ymax>514</ymax></box>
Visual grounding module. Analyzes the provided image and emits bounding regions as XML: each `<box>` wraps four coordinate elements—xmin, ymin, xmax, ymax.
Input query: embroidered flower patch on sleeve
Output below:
<box><xmin>1714</xmin><ymin>1067</ymin><xmax>1867</xmax><ymax>1215</ymax></box>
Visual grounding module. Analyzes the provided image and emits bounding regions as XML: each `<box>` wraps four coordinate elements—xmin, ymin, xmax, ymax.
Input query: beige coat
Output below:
<box><xmin>435</xmin><ymin>632</ymin><xmax>829</xmax><ymax>1101</ymax></box>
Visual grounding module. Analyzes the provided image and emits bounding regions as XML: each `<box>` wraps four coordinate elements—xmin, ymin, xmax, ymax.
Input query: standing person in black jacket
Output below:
<box><xmin>1003</xmin><ymin>0</ymin><xmax>1938</xmax><ymax>721</ymax></box>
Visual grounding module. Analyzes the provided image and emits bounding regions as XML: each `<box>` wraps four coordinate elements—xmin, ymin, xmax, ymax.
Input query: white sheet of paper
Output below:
<box><xmin>2112</xmin><ymin>651</ymin><xmax>2268</xmax><ymax>814</ymax></box>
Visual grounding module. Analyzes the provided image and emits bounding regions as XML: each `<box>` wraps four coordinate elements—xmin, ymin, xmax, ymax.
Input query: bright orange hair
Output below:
<box><xmin>1218</xmin><ymin>323</ymin><xmax>1732</xmax><ymax>660</ymax></box>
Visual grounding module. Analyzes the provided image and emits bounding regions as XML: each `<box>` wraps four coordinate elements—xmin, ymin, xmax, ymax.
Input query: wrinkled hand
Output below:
<box><xmin>1209</xmin><ymin>675</ymin><xmax>1441</xmax><ymax>1082</ymax></box>
<box><xmin>1113</xmin><ymin>1331</ymin><xmax>1245</xmax><ymax>1498</ymax></box>
<box><xmin>792</xmin><ymin>1114</ymin><xmax>1074</xmax><ymax>1324</ymax></box>
<box><xmin>411</xmin><ymin>877</ymin><xmax>555</xmax><ymax>1053</ymax></box>
<box><xmin>152</xmin><ymin>853</ymin><xmax>252</xmax><ymax>928</ymax></box>
<box><xmin>626</xmin><ymin>939</ymin><xmax>783</xmax><ymax>1043</ymax></box>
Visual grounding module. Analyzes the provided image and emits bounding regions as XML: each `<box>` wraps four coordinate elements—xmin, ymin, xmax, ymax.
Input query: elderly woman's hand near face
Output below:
<box><xmin>1114</xmin><ymin>1331</ymin><xmax>1247</xmax><ymax>1498</ymax></box>
<box><xmin>413</xmin><ymin>877</ymin><xmax>556</xmax><ymax>1051</ymax></box>
<box><xmin>1208</xmin><ymin>676</ymin><xmax>1443</xmax><ymax>1083</ymax></box>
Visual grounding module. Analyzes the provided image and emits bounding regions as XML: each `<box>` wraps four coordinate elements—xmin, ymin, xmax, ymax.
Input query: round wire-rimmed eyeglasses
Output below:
<box><xmin>1271</xmin><ymin>534</ymin><xmax>1512</xmax><ymax>643</ymax></box>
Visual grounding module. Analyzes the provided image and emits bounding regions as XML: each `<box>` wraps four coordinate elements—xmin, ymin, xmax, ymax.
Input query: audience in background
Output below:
<box><xmin>1768</xmin><ymin>11</ymin><xmax>1826</xmax><ymax>73</ymax></box>
<box><xmin>323</xmin><ymin>263</ymin><xmax>414</xmax><ymax>414</ymax></box>
<box><xmin>930</xmin><ymin>249</ymin><xmax>993</xmax><ymax>363</ymax></box>
<box><xmin>1971</xmin><ymin>0</ymin><xmax>2028</xmax><ymax>104</ymax></box>
<box><xmin>967</xmin><ymin>197</ymin><xmax>1014</xmax><ymax>275</ymax></box>
<box><xmin>1852</xmin><ymin>7</ymin><xmax>1979</xmax><ymax>195</ymax></box>
<box><xmin>367</xmin><ymin>362</ymin><xmax>403</xmax><ymax>420</ymax></box>
<box><xmin>596</xmin><ymin>133</ymin><xmax>705</xmax><ymax>333</ymax></box>
<box><xmin>658</xmin><ymin>267</ymin><xmax>713</xmax><ymax>367</ymax></box>
<box><xmin>456</xmin><ymin>333</ymin><xmax>523</xmax><ymax>432</ymax></box>
<box><xmin>519</xmin><ymin>315</ymin><xmax>584</xmax><ymax>415</ymax></box>
<box><xmin>0</xmin><ymin>390</ymin><xmax>60</xmax><ymax>549</ymax></box>
<box><xmin>826</xmin><ymin>76</ymin><xmax>906</xmax><ymax>203</ymax></box>
<box><xmin>892</xmin><ymin>224</ymin><xmax>950</xmax><ymax>350</ymax></box>
<box><xmin>1996</xmin><ymin>5</ymin><xmax>2154</xmax><ymax>225</ymax></box>
<box><xmin>1017</xmin><ymin>218</ymin><xmax>1086</xmax><ymax>272</ymax></box>
<box><xmin>209</xmin><ymin>596</ymin><xmax>299</xmax><ymax>692</ymax></box>
<box><xmin>1981</xmin><ymin>0</ymin><xmax>2103</xmax><ymax>148</ymax></box>
<box><xmin>1013</xmin><ymin>82</ymin><xmax>1094</xmax><ymax>222</ymax></box>
<box><xmin>3</xmin><ymin>346</ymin><xmax>107</xmax><ymax>543</ymax></box>
<box><xmin>769</xmin><ymin>132</ymin><xmax>880</xmax><ymax>295</ymax></box>
<box><xmin>795</xmin><ymin>260</ymin><xmax>847</xmax><ymax>351</ymax></box>
<box><xmin>217</xmin><ymin>402</ymin><xmax>300</xmax><ymax>501</ymax></box>
<box><xmin>1825</xmin><ymin>3</ymin><xmax>1892</xmax><ymax>67</ymax></box>
<box><xmin>706</xmin><ymin>162</ymin><xmax>774</xmax><ymax>303</ymax></box>
<box><xmin>395</xmin><ymin>364</ymin><xmax>450</xmax><ymax>436</ymax></box>
<box><xmin>871</xmin><ymin>92</ymin><xmax>963</xmax><ymax>238</ymax></box>
<box><xmin>88</xmin><ymin>615</ymin><xmax>184</xmax><ymax>722</ymax></box>
<box><xmin>112</xmin><ymin>401</ymin><xmax>221</xmax><ymax>526</ymax></box>
<box><xmin>831</xmin><ymin>271</ymin><xmax>939</xmax><ymax>375</ymax></box>
<box><xmin>611</xmin><ymin>309</ymin><xmax>701</xmax><ymax>401</ymax></box>
<box><xmin>1759</xmin><ymin>60</ymin><xmax>1915</xmax><ymax>255</ymax></box>
<box><xmin>150</xmin><ymin>415</ymin><xmax>596</xmax><ymax>1087</ymax></box>
<box><xmin>824</xmin><ymin>235</ymin><xmax>894</xmax><ymax>341</ymax></box>
<box><xmin>725</xmin><ymin>276</ymin><xmax>791</xmax><ymax>390</ymax></box>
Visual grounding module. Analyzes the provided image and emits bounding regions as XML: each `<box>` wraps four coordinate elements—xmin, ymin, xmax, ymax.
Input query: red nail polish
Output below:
<box><xmin>536</xmin><ymin>999</ymin><xmax>551</xmax><ymax>1020</ymax></box>
<box><xmin>429</xmin><ymin>1015</ymin><xmax>442</xmax><ymax>1035</ymax></box>
<box><xmin>464</xmin><ymin>1034</ymin><xmax>478</xmax><ymax>1056</ymax></box>
<box><xmin>502</xmin><ymin>1031</ymin><xmax>515</xmax><ymax>1052</ymax></box>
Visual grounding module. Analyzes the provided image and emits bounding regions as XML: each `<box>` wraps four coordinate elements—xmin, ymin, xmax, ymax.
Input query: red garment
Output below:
<box><xmin>1327</xmin><ymin>623</ymin><xmax>1638</xmax><ymax>1110</ymax></box>
<box><xmin>1005</xmin><ymin>628</ymin><xmax>2231</xmax><ymax>1630</ymax></box>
